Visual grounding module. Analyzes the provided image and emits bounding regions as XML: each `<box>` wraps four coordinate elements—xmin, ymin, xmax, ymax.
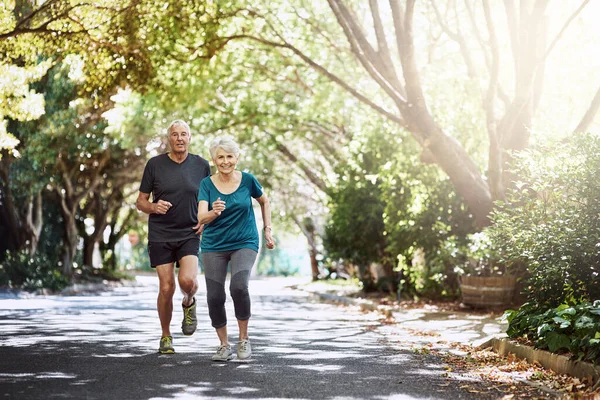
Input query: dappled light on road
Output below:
<box><xmin>0</xmin><ymin>276</ymin><xmax>523</xmax><ymax>399</ymax></box>
<box><xmin>377</xmin><ymin>307</ymin><xmax>507</xmax><ymax>354</ymax></box>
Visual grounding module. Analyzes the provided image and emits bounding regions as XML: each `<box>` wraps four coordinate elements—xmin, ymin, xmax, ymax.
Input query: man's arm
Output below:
<box><xmin>136</xmin><ymin>192</ymin><xmax>172</xmax><ymax>215</ymax></box>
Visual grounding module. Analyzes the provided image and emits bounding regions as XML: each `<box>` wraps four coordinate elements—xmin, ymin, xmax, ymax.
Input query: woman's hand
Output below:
<box><xmin>264</xmin><ymin>230</ymin><xmax>276</xmax><ymax>249</ymax></box>
<box><xmin>212</xmin><ymin>197</ymin><xmax>226</xmax><ymax>216</ymax></box>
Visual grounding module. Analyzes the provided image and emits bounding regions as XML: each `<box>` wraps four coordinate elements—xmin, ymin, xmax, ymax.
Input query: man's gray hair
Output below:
<box><xmin>167</xmin><ymin>119</ymin><xmax>191</xmax><ymax>135</ymax></box>
<box><xmin>209</xmin><ymin>137</ymin><xmax>240</xmax><ymax>159</ymax></box>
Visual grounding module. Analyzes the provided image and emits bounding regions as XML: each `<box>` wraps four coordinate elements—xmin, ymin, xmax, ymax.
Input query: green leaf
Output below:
<box><xmin>545</xmin><ymin>331</ymin><xmax>571</xmax><ymax>352</ymax></box>
<box><xmin>552</xmin><ymin>316</ymin><xmax>571</xmax><ymax>329</ymax></box>
<box><xmin>574</xmin><ymin>315</ymin><xmax>595</xmax><ymax>330</ymax></box>
<box><xmin>537</xmin><ymin>323</ymin><xmax>553</xmax><ymax>336</ymax></box>
<box><xmin>557</xmin><ymin>307</ymin><xmax>576</xmax><ymax>316</ymax></box>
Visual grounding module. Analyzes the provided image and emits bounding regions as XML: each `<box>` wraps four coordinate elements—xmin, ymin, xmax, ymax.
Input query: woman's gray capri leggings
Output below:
<box><xmin>202</xmin><ymin>248</ymin><xmax>258</xmax><ymax>329</ymax></box>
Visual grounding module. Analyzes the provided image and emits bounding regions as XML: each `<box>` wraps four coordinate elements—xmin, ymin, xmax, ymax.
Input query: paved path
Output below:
<box><xmin>0</xmin><ymin>276</ymin><xmax>546</xmax><ymax>399</ymax></box>
<box><xmin>301</xmin><ymin>284</ymin><xmax>509</xmax><ymax>349</ymax></box>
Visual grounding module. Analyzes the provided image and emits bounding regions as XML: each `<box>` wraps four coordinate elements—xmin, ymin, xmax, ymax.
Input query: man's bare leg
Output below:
<box><xmin>178</xmin><ymin>255</ymin><xmax>198</xmax><ymax>306</ymax></box>
<box><xmin>156</xmin><ymin>263</ymin><xmax>176</xmax><ymax>337</ymax></box>
<box><xmin>178</xmin><ymin>255</ymin><xmax>199</xmax><ymax>335</ymax></box>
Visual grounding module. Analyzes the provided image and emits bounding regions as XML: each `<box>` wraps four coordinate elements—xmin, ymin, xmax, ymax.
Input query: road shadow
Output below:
<box><xmin>0</xmin><ymin>280</ymin><xmax>519</xmax><ymax>399</ymax></box>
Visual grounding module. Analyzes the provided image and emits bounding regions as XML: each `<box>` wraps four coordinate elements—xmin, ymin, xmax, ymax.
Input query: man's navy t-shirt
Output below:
<box><xmin>139</xmin><ymin>153</ymin><xmax>210</xmax><ymax>242</ymax></box>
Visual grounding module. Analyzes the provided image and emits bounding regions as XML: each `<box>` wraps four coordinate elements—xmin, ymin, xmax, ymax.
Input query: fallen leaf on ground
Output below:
<box><xmin>442</xmin><ymin>342</ymin><xmax>600</xmax><ymax>398</ymax></box>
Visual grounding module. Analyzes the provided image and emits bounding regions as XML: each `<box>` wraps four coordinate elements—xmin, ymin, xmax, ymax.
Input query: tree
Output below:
<box><xmin>330</xmin><ymin>0</ymin><xmax>597</xmax><ymax>225</ymax></box>
<box><xmin>77</xmin><ymin>146</ymin><xmax>145</xmax><ymax>271</ymax></box>
<box><xmin>128</xmin><ymin>13</ymin><xmax>351</xmax><ymax>279</ymax></box>
<box><xmin>2</xmin><ymin>60</ymin><xmax>148</xmax><ymax>275</ymax></box>
<box><xmin>176</xmin><ymin>0</ymin><xmax>599</xmax><ymax>227</ymax></box>
<box><xmin>0</xmin><ymin>0</ymin><xmax>151</xmax><ymax>153</ymax></box>
<box><xmin>0</xmin><ymin>120</ymin><xmax>45</xmax><ymax>255</ymax></box>
<box><xmin>0</xmin><ymin>0</ymin><xmax>157</xmax><ymax>278</ymax></box>
<box><xmin>0</xmin><ymin>61</ymin><xmax>50</xmax><ymax>153</ymax></box>
<box><xmin>324</xmin><ymin>171</ymin><xmax>392</xmax><ymax>290</ymax></box>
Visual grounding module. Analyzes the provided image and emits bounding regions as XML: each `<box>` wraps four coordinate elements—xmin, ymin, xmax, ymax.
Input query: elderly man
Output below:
<box><xmin>136</xmin><ymin>120</ymin><xmax>211</xmax><ymax>354</ymax></box>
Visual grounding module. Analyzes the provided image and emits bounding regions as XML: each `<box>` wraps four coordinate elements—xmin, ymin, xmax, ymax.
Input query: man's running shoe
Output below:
<box><xmin>158</xmin><ymin>336</ymin><xmax>175</xmax><ymax>354</ymax></box>
<box><xmin>181</xmin><ymin>297</ymin><xmax>197</xmax><ymax>336</ymax></box>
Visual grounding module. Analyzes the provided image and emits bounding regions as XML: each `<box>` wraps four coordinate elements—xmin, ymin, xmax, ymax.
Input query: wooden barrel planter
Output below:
<box><xmin>459</xmin><ymin>276</ymin><xmax>517</xmax><ymax>308</ymax></box>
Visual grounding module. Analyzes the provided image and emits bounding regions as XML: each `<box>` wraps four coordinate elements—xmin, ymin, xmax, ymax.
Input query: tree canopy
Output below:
<box><xmin>1</xmin><ymin>0</ymin><xmax>599</xmax><ymax>297</ymax></box>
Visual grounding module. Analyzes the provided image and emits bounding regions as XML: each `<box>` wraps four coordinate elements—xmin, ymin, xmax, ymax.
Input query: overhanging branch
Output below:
<box><xmin>232</xmin><ymin>34</ymin><xmax>408</xmax><ymax>128</ymax></box>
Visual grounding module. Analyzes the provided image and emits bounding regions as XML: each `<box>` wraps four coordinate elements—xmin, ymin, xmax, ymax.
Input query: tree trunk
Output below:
<box><xmin>292</xmin><ymin>215</ymin><xmax>322</xmax><ymax>280</ymax></box>
<box><xmin>99</xmin><ymin>204</ymin><xmax>137</xmax><ymax>272</ymax></box>
<box><xmin>308</xmin><ymin>247</ymin><xmax>320</xmax><ymax>281</ymax></box>
<box><xmin>61</xmin><ymin>211</ymin><xmax>78</xmax><ymax>277</ymax></box>
<box><xmin>573</xmin><ymin>85</ymin><xmax>600</xmax><ymax>134</ymax></box>
<box><xmin>99</xmin><ymin>242</ymin><xmax>118</xmax><ymax>272</ymax></box>
<box><xmin>382</xmin><ymin>259</ymin><xmax>395</xmax><ymax>282</ymax></box>
<box><xmin>0</xmin><ymin>163</ymin><xmax>44</xmax><ymax>255</ymax></box>
<box><xmin>0</xmin><ymin>180</ymin><xmax>21</xmax><ymax>252</ymax></box>
<box><xmin>82</xmin><ymin>238</ymin><xmax>95</xmax><ymax>269</ymax></box>
<box><xmin>57</xmin><ymin>189</ymin><xmax>79</xmax><ymax>277</ymax></box>
<box><xmin>421</xmin><ymin>127</ymin><xmax>493</xmax><ymax>227</ymax></box>
<box><xmin>23</xmin><ymin>192</ymin><xmax>43</xmax><ymax>255</ymax></box>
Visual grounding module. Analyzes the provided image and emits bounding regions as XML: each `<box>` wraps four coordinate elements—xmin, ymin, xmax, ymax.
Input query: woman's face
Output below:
<box><xmin>214</xmin><ymin>147</ymin><xmax>238</xmax><ymax>175</ymax></box>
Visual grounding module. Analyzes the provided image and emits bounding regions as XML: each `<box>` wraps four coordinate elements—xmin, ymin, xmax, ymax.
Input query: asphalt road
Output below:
<box><xmin>0</xmin><ymin>276</ymin><xmax>542</xmax><ymax>399</ymax></box>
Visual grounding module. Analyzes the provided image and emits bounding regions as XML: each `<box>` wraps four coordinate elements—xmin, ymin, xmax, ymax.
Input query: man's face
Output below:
<box><xmin>168</xmin><ymin>125</ymin><xmax>191</xmax><ymax>154</ymax></box>
<box><xmin>128</xmin><ymin>232</ymin><xmax>139</xmax><ymax>246</ymax></box>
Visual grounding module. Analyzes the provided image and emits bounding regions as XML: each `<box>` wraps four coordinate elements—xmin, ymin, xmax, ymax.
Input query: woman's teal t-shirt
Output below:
<box><xmin>198</xmin><ymin>172</ymin><xmax>263</xmax><ymax>253</ymax></box>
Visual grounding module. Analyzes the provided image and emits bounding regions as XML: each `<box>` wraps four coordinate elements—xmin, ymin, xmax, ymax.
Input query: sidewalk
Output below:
<box><xmin>291</xmin><ymin>280</ymin><xmax>506</xmax><ymax>349</ymax></box>
<box><xmin>291</xmin><ymin>279</ymin><xmax>600</xmax><ymax>394</ymax></box>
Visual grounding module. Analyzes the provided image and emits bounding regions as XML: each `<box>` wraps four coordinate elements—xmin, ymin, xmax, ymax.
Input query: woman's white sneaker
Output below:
<box><xmin>237</xmin><ymin>339</ymin><xmax>251</xmax><ymax>360</ymax></box>
<box><xmin>212</xmin><ymin>344</ymin><xmax>233</xmax><ymax>362</ymax></box>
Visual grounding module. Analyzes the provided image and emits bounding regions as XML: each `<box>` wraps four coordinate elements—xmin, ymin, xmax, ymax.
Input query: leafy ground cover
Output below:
<box><xmin>383</xmin><ymin>310</ymin><xmax>600</xmax><ymax>399</ymax></box>
<box><xmin>441</xmin><ymin>343</ymin><xmax>599</xmax><ymax>399</ymax></box>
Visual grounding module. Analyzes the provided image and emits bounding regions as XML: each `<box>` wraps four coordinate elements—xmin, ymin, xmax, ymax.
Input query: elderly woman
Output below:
<box><xmin>197</xmin><ymin>137</ymin><xmax>275</xmax><ymax>361</ymax></box>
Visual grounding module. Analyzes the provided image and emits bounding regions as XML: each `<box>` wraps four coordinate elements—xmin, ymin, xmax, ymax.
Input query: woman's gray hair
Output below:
<box><xmin>209</xmin><ymin>137</ymin><xmax>240</xmax><ymax>159</ymax></box>
<box><xmin>167</xmin><ymin>119</ymin><xmax>191</xmax><ymax>135</ymax></box>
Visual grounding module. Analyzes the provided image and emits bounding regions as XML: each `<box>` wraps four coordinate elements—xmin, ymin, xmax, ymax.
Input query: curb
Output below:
<box><xmin>483</xmin><ymin>337</ymin><xmax>600</xmax><ymax>390</ymax></box>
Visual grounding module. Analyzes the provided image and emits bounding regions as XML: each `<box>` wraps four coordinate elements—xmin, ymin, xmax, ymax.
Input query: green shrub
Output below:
<box><xmin>324</xmin><ymin>177</ymin><xmax>391</xmax><ymax>289</ymax></box>
<box><xmin>0</xmin><ymin>250</ymin><xmax>69</xmax><ymax>292</ymax></box>
<box><xmin>382</xmin><ymin>161</ymin><xmax>476</xmax><ymax>299</ymax></box>
<box><xmin>489</xmin><ymin>132</ymin><xmax>600</xmax><ymax>308</ymax></box>
<box><xmin>504</xmin><ymin>301</ymin><xmax>600</xmax><ymax>364</ymax></box>
<box><xmin>451</xmin><ymin>230</ymin><xmax>508</xmax><ymax>277</ymax></box>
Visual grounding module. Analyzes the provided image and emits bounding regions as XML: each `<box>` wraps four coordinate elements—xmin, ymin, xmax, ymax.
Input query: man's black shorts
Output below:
<box><xmin>148</xmin><ymin>237</ymin><xmax>200</xmax><ymax>268</ymax></box>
